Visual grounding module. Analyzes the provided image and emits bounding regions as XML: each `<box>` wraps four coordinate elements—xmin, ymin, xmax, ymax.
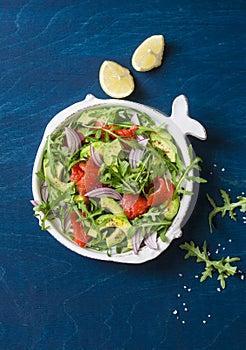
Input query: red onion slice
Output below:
<box><xmin>65</xmin><ymin>127</ymin><xmax>82</xmax><ymax>153</ymax></box>
<box><xmin>130</xmin><ymin>113</ymin><xmax>140</xmax><ymax>125</ymax></box>
<box><xmin>90</xmin><ymin>144</ymin><xmax>103</xmax><ymax>167</ymax></box>
<box><xmin>129</xmin><ymin>137</ymin><xmax>149</xmax><ymax>168</ymax></box>
<box><xmin>84</xmin><ymin>188</ymin><xmax>122</xmax><ymax>200</ymax></box>
<box><xmin>30</xmin><ymin>199</ymin><xmax>40</xmax><ymax>206</ymax></box>
<box><xmin>129</xmin><ymin>149</ymin><xmax>144</xmax><ymax>168</ymax></box>
<box><xmin>40</xmin><ymin>181</ymin><xmax>48</xmax><ymax>202</ymax></box>
<box><xmin>129</xmin><ymin>149</ymin><xmax>136</xmax><ymax>168</ymax></box>
<box><xmin>138</xmin><ymin>137</ymin><xmax>149</xmax><ymax>147</ymax></box>
<box><xmin>132</xmin><ymin>228</ymin><xmax>144</xmax><ymax>254</ymax></box>
<box><xmin>144</xmin><ymin>231</ymin><xmax>158</xmax><ymax>250</ymax></box>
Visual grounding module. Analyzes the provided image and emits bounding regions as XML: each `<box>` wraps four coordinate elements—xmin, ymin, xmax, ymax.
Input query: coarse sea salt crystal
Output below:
<box><xmin>217</xmin><ymin>287</ymin><xmax>221</xmax><ymax>292</ymax></box>
<box><xmin>221</xmin><ymin>168</ymin><xmax>225</xmax><ymax>172</ymax></box>
<box><xmin>241</xmin><ymin>275</ymin><xmax>245</xmax><ymax>280</ymax></box>
<box><xmin>203</xmin><ymin>320</ymin><xmax>207</xmax><ymax>324</ymax></box>
<box><xmin>173</xmin><ymin>310</ymin><xmax>178</xmax><ymax>315</ymax></box>
<box><xmin>187</xmin><ymin>288</ymin><xmax>192</xmax><ymax>292</ymax></box>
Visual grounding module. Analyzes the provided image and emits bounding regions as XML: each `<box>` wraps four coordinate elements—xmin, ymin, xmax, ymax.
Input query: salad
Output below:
<box><xmin>33</xmin><ymin>106</ymin><xmax>203</xmax><ymax>255</ymax></box>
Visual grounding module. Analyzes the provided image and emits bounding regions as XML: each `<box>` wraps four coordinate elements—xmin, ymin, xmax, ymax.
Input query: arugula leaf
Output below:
<box><xmin>128</xmin><ymin>203</ymin><xmax>171</xmax><ymax>240</ymax></box>
<box><xmin>99</xmin><ymin>154</ymin><xmax>152</xmax><ymax>195</ymax></box>
<box><xmin>180</xmin><ymin>241</ymin><xmax>240</xmax><ymax>289</ymax></box>
<box><xmin>36</xmin><ymin>171</ymin><xmax>45</xmax><ymax>181</ymax></box>
<box><xmin>33</xmin><ymin>200</ymin><xmax>51</xmax><ymax>230</ymax></box>
<box><xmin>174</xmin><ymin>145</ymin><xmax>207</xmax><ymax>195</ymax></box>
<box><xmin>34</xmin><ymin>188</ymin><xmax>72</xmax><ymax>230</ymax></box>
<box><xmin>207</xmin><ymin>190</ymin><xmax>246</xmax><ymax>232</ymax></box>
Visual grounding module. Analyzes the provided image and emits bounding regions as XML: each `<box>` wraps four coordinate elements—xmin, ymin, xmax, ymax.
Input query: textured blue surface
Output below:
<box><xmin>0</xmin><ymin>1</ymin><xmax>245</xmax><ymax>349</ymax></box>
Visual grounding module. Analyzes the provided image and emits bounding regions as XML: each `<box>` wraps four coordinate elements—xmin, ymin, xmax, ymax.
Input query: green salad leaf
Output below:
<box><xmin>180</xmin><ymin>241</ymin><xmax>240</xmax><ymax>289</ymax></box>
<box><xmin>207</xmin><ymin>190</ymin><xmax>246</xmax><ymax>232</ymax></box>
<box><xmin>174</xmin><ymin>145</ymin><xmax>207</xmax><ymax>196</ymax></box>
<box><xmin>127</xmin><ymin>202</ymin><xmax>171</xmax><ymax>240</ymax></box>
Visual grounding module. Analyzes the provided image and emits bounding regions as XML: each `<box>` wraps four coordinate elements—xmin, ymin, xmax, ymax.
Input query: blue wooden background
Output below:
<box><xmin>0</xmin><ymin>1</ymin><xmax>245</xmax><ymax>349</ymax></box>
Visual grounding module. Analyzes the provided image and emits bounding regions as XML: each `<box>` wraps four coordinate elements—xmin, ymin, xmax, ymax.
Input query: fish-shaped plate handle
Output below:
<box><xmin>170</xmin><ymin>95</ymin><xmax>207</xmax><ymax>140</ymax></box>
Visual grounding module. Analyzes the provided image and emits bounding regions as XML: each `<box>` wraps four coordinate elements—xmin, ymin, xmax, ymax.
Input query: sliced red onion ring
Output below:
<box><xmin>130</xmin><ymin>113</ymin><xmax>140</xmax><ymax>125</ymax></box>
<box><xmin>65</xmin><ymin>127</ymin><xmax>81</xmax><ymax>153</ymax></box>
<box><xmin>144</xmin><ymin>231</ymin><xmax>158</xmax><ymax>250</ymax></box>
<box><xmin>30</xmin><ymin>199</ymin><xmax>40</xmax><ymax>206</ymax></box>
<box><xmin>137</xmin><ymin>137</ymin><xmax>149</xmax><ymax>147</ymax></box>
<box><xmin>129</xmin><ymin>149</ymin><xmax>136</xmax><ymax>168</ymax></box>
<box><xmin>132</xmin><ymin>228</ymin><xmax>144</xmax><ymax>254</ymax></box>
<box><xmin>84</xmin><ymin>188</ymin><xmax>122</xmax><ymax>200</ymax></box>
<box><xmin>40</xmin><ymin>181</ymin><xmax>48</xmax><ymax>202</ymax></box>
<box><xmin>129</xmin><ymin>149</ymin><xmax>144</xmax><ymax>168</ymax></box>
<box><xmin>90</xmin><ymin>144</ymin><xmax>103</xmax><ymax>167</ymax></box>
<box><xmin>137</xmin><ymin>134</ymin><xmax>145</xmax><ymax>141</ymax></box>
<box><xmin>129</xmin><ymin>137</ymin><xmax>149</xmax><ymax>168</ymax></box>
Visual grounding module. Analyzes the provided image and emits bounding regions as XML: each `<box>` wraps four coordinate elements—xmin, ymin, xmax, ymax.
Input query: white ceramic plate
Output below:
<box><xmin>32</xmin><ymin>94</ymin><xmax>206</xmax><ymax>264</ymax></box>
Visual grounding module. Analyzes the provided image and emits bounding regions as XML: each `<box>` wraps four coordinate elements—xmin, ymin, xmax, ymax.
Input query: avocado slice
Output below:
<box><xmin>106</xmin><ymin>227</ymin><xmax>126</xmax><ymax>248</ymax></box>
<box><xmin>80</xmin><ymin>141</ymin><xmax>105</xmax><ymax>159</ymax></box>
<box><xmin>150</xmin><ymin>132</ymin><xmax>177</xmax><ymax>162</ymax></box>
<box><xmin>96</xmin><ymin>214</ymin><xmax>132</xmax><ymax>249</ymax></box>
<box><xmin>164</xmin><ymin>197</ymin><xmax>180</xmax><ymax>220</ymax></box>
<box><xmin>103</xmin><ymin>139</ymin><xmax>122</xmax><ymax>166</ymax></box>
<box><xmin>73</xmin><ymin>194</ymin><xmax>86</xmax><ymax>202</ymax></box>
<box><xmin>157</xmin><ymin>128</ymin><xmax>173</xmax><ymax>140</ymax></box>
<box><xmin>100</xmin><ymin>197</ymin><xmax>124</xmax><ymax>216</ymax></box>
<box><xmin>96</xmin><ymin>214</ymin><xmax>131</xmax><ymax>235</ymax></box>
<box><xmin>78</xmin><ymin>112</ymin><xmax>108</xmax><ymax>125</ymax></box>
<box><xmin>87</xmin><ymin>227</ymin><xmax>98</xmax><ymax>238</ymax></box>
<box><xmin>43</xmin><ymin>158</ymin><xmax>71</xmax><ymax>192</ymax></box>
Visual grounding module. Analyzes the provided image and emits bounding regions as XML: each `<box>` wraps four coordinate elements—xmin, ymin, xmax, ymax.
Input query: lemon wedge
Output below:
<box><xmin>131</xmin><ymin>35</ymin><xmax>165</xmax><ymax>72</ymax></box>
<box><xmin>99</xmin><ymin>60</ymin><xmax>135</xmax><ymax>98</ymax></box>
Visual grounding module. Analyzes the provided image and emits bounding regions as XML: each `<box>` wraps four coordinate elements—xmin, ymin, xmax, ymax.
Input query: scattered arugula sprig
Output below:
<box><xmin>207</xmin><ymin>190</ymin><xmax>246</xmax><ymax>232</ymax></box>
<box><xmin>180</xmin><ymin>241</ymin><xmax>240</xmax><ymax>289</ymax></box>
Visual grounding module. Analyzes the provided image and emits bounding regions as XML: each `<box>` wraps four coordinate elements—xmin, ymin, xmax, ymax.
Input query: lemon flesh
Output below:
<box><xmin>99</xmin><ymin>60</ymin><xmax>135</xmax><ymax>98</ymax></box>
<box><xmin>132</xmin><ymin>35</ymin><xmax>165</xmax><ymax>72</ymax></box>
